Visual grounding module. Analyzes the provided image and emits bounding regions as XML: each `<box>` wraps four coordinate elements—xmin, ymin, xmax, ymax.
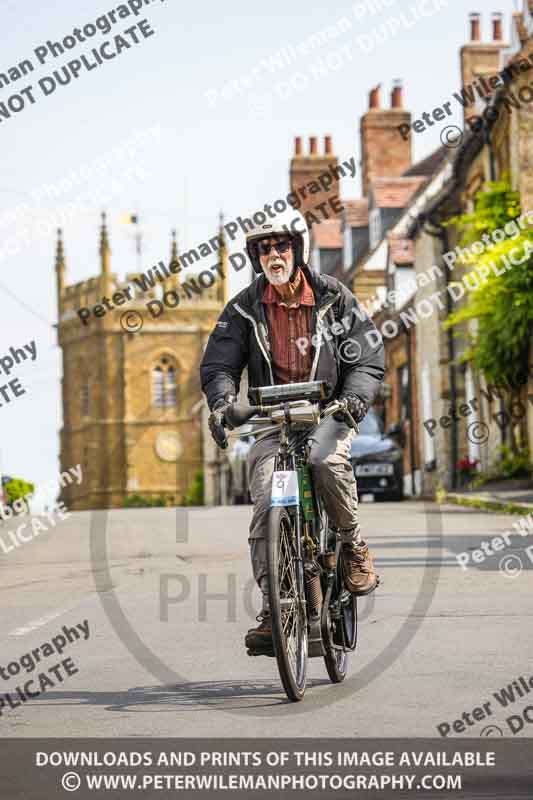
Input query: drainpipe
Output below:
<box><xmin>483</xmin><ymin>116</ymin><xmax>497</xmax><ymax>182</ymax></box>
<box><xmin>404</xmin><ymin>322</ymin><xmax>417</xmax><ymax>496</ymax></box>
<box><xmin>423</xmin><ymin>215</ymin><xmax>459</xmax><ymax>491</ymax></box>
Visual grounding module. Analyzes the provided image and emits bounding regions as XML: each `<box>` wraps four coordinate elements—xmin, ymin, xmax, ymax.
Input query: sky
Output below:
<box><xmin>0</xmin><ymin>0</ymin><xmax>521</xmax><ymax>486</ymax></box>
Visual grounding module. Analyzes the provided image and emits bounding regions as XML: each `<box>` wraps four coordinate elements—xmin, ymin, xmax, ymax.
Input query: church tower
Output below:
<box><xmin>57</xmin><ymin>215</ymin><xmax>227</xmax><ymax>509</ymax></box>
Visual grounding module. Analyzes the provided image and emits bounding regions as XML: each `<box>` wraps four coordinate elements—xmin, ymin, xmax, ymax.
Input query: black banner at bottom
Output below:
<box><xmin>0</xmin><ymin>738</ymin><xmax>531</xmax><ymax>799</ymax></box>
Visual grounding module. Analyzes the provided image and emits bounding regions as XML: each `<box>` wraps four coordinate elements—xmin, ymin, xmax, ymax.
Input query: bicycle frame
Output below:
<box><xmin>273</xmin><ymin>422</ymin><xmax>307</xmax><ymax>614</ymax></box>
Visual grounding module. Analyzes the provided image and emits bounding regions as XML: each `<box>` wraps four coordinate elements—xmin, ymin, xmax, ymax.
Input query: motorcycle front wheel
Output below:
<box><xmin>267</xmin><ymin>507</ymin><xmax>308</xmax><ymax>702</ymax></box>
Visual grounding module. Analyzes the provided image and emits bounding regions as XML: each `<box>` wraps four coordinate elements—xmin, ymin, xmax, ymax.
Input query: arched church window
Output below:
<box><xmin>152</xmin><ymin>356</ymin><xmax>178</xmax><ymax>407</ymax></box>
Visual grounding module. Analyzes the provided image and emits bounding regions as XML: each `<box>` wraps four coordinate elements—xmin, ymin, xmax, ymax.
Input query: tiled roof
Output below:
<box><xmin>343</xmin><ymin>198</ymin><xmax>369</xmax><ymax>227</ymax></box>
<box><xmin>312</xmin><ymin>219</ymin><xmax>342</xmax><ymax>249</ymax></box>
<box><xmin>389</xmin><ymin>237</ymin><xmax>414</xmax><ymax>265</ymax></box>
<box><xmin>371</xmin><ymin>176</ymin><xmax>427</xmax><ymax>208</ymax></box>
<box><xmin>402</xmin><ymin>145</ymin><xmax>449</xmax><ymax>177</ymax></box>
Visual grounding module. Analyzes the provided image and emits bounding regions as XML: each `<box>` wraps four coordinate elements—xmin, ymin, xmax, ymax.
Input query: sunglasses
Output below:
<box><xmin>257</xmin><ymin>238</ymin><xmax>292</xmax><ymax>256</ymax></box>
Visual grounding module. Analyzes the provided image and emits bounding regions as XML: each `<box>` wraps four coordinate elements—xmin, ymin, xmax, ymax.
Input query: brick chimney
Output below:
<box><xmin>289</xmin><ymin>135</ymin><xmax>340</xmax><ymax>216</ymax></box>
<box><xmin>492</xmin><ymin>11</ymin><xmax>503</xmax><ymax>40</ymax></box>
<box><xmin>459</xmin><ymin>12</ymin><xmax>508</xmax><ymax>124</ymax></box>
<box><xmin>359</xmin><ymin>81</ymin><xmax>411</xmax><ymax>197</ymax></box>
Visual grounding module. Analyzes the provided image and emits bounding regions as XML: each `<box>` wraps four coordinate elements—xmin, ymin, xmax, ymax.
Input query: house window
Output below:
<box><xmin>153</xmin><ymin>356</ymin><xmax>177</xmax><ymax>407</ymax></box>
<box><xmin>81</xmin><ymin>382</ymin><xmax>90</xmax><ymax>416</ymax></box>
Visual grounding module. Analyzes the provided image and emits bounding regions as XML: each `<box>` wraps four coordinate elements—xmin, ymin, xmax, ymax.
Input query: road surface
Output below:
<box><xmin>1</xmin><ymin>500</ymin><xmax>531</xmax><ymax>738</ymax></box>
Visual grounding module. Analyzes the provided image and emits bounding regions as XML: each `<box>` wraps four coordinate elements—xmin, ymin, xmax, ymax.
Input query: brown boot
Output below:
<box><xmin>342</xmin><ymin>540</ymin><xmax>379</xmax><ymax>595</ymax></box>
<box><xmin>245</xmin><ymin>612</ymin><xmax>273</xmax><ymax>655</ymax></box>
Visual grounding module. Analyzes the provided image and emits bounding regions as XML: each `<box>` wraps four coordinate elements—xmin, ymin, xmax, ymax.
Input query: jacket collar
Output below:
<box><xmin>242</xmin><ymin>267</ymin><xmax>338</xmax><ymax>319</ymax></box>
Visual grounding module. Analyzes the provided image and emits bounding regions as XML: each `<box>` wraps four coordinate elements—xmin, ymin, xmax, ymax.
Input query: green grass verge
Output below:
<box><xmin>438</xmin><ymin>492</ymin><xmax>533</xmax><ymax>515</ymax></box>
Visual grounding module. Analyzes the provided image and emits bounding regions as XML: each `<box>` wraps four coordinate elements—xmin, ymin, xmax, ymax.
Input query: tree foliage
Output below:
<box><xmin>183</xmin><ymin>471</ymin><xmax>204</xmax><ymax>506</ymax></box>
<box><xmin>4</xmin><ymin>478</ymin><xmax>35</xmax><ymax>505</ymax></box>
<box><xmin>123</xmin><ymin>494</ymin><xmax>170</xmax><ymax>508</ymax></box>
<box><xmin>444</xmin><ymin>179</ymin><xmax>533</xmax><ymax>386</ymax></box>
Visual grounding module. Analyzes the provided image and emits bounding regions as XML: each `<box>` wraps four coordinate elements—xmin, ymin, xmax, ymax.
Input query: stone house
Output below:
<box><xmin>369</xmin><ymin>5</ymin><xmax>533</xmax><ymax>495</ymax></box>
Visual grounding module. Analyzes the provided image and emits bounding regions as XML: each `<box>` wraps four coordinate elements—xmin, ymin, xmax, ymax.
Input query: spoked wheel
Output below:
<box><xmin>267</xmin><ymin>507</ymin><xmax>307</xmax><ymax>702</ymax></box>
<box><xmin>322</xmin><ymin>545</ymin><xmax>358</xmax><ymax>683</ymax></box>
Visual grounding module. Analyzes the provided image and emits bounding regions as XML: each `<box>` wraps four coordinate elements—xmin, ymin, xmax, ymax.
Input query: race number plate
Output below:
<box><xmin>271</xmin><ymin>470</ymin><xmax>299</xmax><ymax>507</ymax></box>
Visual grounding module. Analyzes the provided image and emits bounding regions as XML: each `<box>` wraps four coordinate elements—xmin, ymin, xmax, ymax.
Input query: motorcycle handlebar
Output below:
<box><xmin>224</xmin><ymin>403</ymin><xmax>262</xmax><ymax>429</ymax></box>
<box><xmin>224</xmin><ymin>399</ymin><xmax>358</xmax><ymax>431</ymax></box>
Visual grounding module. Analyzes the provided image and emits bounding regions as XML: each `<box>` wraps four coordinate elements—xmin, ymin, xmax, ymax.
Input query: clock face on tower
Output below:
<box><xmin>155</xmin><ymin>431</ymin><xmax>182</xmax><ymax>462</ymax></box>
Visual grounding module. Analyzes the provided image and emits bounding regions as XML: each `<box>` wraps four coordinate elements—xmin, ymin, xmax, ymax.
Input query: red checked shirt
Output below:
<box><xmin>262</xmin><ymin>269</ymin><xmax>315</xmax><ymax>385</ymax></box>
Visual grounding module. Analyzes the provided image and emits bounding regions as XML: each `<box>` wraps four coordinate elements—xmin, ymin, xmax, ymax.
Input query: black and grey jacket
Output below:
<box><xmin>200</xmin><ymin>267</ymin><xmax>385</xmax><ymax>411</ymax></box>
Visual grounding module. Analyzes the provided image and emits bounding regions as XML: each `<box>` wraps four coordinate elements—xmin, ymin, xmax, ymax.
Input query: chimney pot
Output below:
<box><xmin>294</xmin><ymin>136</ymin><xmax>302</xmax><ymax>156</ymax></box>
<box><xmin>369</xmin><ymin>85</ymin><xmax>380</xmax><ymax>109</ymax></box>
<box><xmin>492</xmin><ymin>12</ymin><xmax>503</xmax><ymax>41</ymax></box>
<box><xmin>324</xmin><ymin>135</ymin><xmax>332</xmax><ymax>154</ymax></box>
<box><xmin>391</xmin><ymin>80</ymin><xmax>403</xmax><ymax>108</ymax></box>
<box><xmin>469</xmin><ymin>12</ymin><xmax>481</xmax><ymax>41</ymax></box>
<box><xmin>309</xmin><ymin>136</ymin><xmax>318</xmax><ymax>155</ymax></box>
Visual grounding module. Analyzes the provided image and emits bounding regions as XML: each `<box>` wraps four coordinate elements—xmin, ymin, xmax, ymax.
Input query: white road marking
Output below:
<box><xmin>9</xmin><ymin>609</ymin><xmax>72</xmax><ymax>637</ymax></box>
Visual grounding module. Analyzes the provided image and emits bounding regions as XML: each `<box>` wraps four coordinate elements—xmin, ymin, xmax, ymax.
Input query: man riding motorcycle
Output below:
<box><xmin>200</xmin><ymin>208</ymin><xmax>384</xmax><ymax>654</ymax></box>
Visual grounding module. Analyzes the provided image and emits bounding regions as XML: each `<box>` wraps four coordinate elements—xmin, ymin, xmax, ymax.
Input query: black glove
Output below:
<box><xmin>208</xmin><ymin>395</ymin><xmax>236</xmax><ymax>450</ymax></box>
<box><xmin>333</xmin><ymin>393</ymin><xmax>368</xmax><ymax>424</ymax></box>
